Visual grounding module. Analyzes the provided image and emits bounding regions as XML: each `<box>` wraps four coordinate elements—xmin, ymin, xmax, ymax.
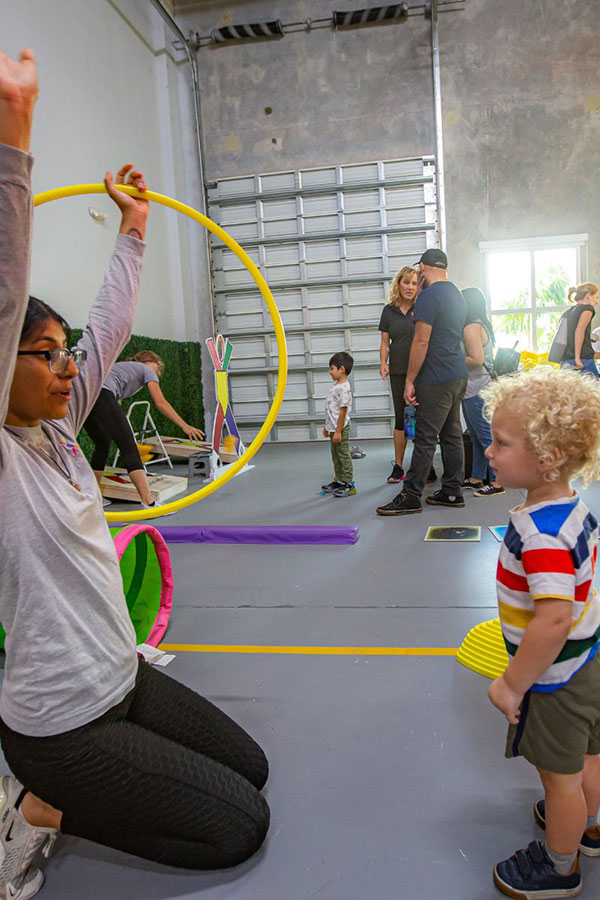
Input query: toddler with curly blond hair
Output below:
<box><xmin>480</xmin><ymin>366</ymin><xmax>600</xmax><ymax>899</ymax></box>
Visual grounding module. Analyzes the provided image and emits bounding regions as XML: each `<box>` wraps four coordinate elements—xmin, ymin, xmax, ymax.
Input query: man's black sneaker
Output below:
<box><xmin>494</xmin><ymin>841</ymin><xmax>581</xmax><ymax>899</ymax></box>
<box><xmin>425</xmin><ymin>490</ymin><xmax>465</xmax><ymax>508</ymax></box>
<box><xmin>333</xmin><ymin>482</ymin><xmax>357</xmax><ymax>497</ymax></box>
<box><xmin>376</xmin><ymin>493</ymin><xmax>422</xmax><ymax>516</ymax></box>
<box><xmin>426</xmin><ymin>467</ymin><xmax>437</xmax><ymax>484</ymax></box>
<box><xmin>387</xmin><ymin>464</ymin><xmax>405</xmax><ymax>484</ymax></box>
<box><xmin>321</xmin><ymin>481</ymin><xmax>343</xmax><ymax>494</ymax></box>
<box><xmin>534</xmin><ymin>800</ymin><xmax>600</xmax><ymax>857</ymax></box>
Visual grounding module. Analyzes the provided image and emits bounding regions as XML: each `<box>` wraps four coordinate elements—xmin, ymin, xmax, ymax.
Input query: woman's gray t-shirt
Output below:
<box><xmin>103</xmin><ymin>361</ymin><xmax>159</xmax><ymax>401</ymax></box>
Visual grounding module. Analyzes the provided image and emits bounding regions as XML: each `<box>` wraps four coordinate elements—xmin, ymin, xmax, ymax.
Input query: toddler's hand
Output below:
<box><xmin>332</xmin><ymin>431</ymin><xmax>342</xmax><ymax>444</ymax></box>
<box><xmin>488</xmin><ymin>675</ymin><xmax>523</xmax><ymax>725</ymax></box>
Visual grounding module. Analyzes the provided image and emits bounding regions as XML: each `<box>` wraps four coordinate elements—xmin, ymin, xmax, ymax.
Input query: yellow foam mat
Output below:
<box><xmin>455</xmin><ymin>617</ymin><xmax>509</xmax><ymax>680</ymax></box>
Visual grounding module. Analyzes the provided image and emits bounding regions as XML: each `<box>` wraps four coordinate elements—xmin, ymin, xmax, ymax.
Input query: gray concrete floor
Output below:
<box><xmin>4</xmin><ymin>440</ymin><xmax>600</xmax><ymax>899</ymax></box>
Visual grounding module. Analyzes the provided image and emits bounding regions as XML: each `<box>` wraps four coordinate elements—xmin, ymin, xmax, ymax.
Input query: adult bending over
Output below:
<box><xmin>0</xmin><ymin>49</ymin><xmax>268</xmax><ymax>900</ymax></box>
<box><xmin>376</xmin><ymin>249</ymin><xmax>467</xmax><ymax>516</ymax></box>
<box><xmin>378</xmin><ymin>266</ymin><xmax>418</xmax><ymax>483</ymax></box>
<box><xmin>461</xmin><ymin>287</ymin><xmax>504</xmax><ymax>497</ymax></box>
<box><xmin>83</xmin><ymin>351</ymin><xmax>204</xmax><ymax>507</ymax></box>
<box><xmin>560</xmin><ymin>282</ymin><xmax>599</xmax><ymax>377</ymax></box>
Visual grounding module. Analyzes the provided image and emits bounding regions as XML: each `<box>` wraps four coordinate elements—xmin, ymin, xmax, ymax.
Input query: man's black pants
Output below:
<box><xmin>403</xmin><ymin>378</ymin><xmax>467</xmax><ymax>501</ymax></box>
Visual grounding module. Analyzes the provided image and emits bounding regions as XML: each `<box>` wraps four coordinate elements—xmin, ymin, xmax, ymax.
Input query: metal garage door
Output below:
<box><xmin>207</xmin><ymin>156</ymin><xmax>439</xmax><ymax>442</ymax></box>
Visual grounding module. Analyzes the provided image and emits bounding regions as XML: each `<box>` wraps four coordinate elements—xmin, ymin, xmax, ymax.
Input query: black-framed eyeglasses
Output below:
<box><xmin>17</xmin><ymin>348</ymin><xmax>87</xmax><ymax>374</ymax></box>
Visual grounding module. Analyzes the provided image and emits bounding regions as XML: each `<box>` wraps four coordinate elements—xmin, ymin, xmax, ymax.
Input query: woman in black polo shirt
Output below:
<box><xmin>379</xmin><ymin>266</ymin><xmax>418</xmax><ymax>483</ymax></box>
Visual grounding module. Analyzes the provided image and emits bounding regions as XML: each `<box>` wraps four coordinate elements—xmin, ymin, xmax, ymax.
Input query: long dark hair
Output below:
<box><xmin>20</xmin><ymin>296</ymin><xmax>70</xmax><ymax>345</ymax></box>
<box><xmin>462</xmin><ymin>287</ymin><xmax>495</xmax><ymax>345</ymax></box>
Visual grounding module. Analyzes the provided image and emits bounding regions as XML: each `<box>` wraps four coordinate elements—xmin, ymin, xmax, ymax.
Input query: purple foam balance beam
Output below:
<box><xmin>154</xmin><ymin>525</ymin><xmax>359</xmax><ymax>545</ymax></box>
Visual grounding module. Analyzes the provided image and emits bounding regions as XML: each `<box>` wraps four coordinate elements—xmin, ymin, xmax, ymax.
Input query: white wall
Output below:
<box><xmin>4</xmin><ymin>0</ymin><xmax>206</xmax><ymax>342</ymax></box>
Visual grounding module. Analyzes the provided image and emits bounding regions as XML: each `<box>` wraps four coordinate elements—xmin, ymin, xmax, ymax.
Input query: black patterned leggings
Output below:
<box><xmin>0</xmin><ymin>660</ymin><xmax>270</xmax><ymax>869</ymax></box>
<box><xmin>83</xmin><ymin>388</ymin><xmax>143</xmax><ymax>473</ymax></box>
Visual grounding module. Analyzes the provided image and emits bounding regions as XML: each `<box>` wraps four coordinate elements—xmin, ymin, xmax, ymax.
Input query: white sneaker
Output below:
<box><xmin>140</xmin><ymin>500</ymin><xmax>175</xmax><ymax>517</ymax></box>
<box><xmin>0</xmin><ymin>777</ymin><xmax>57</xmax><ymax>900</ymax></box>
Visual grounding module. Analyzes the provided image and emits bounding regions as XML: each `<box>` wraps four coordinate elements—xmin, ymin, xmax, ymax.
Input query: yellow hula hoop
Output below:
<box><xmin>33</xmin><ymin>184</ymin><xmax>288</xmax><ymax>521</ymax></box>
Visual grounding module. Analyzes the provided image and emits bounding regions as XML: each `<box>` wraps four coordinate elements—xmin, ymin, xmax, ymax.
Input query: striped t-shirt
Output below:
<box><xmin>497</xmin><ymin>494</ymin><xmax>600</xmax><ymax>692</ymax></box>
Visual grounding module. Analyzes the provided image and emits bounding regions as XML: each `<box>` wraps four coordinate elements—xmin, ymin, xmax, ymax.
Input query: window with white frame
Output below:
<box><xmin>479</xmin><ymin>235</ymin><xmax>587</xmax><ymax>353</ymax></box>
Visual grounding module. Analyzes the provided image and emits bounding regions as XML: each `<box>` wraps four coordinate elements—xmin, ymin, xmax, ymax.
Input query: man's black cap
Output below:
<box><xmin>414</xmin><ymin>248</ymin><xmax>448</xmax><ymax>269</ymax></box>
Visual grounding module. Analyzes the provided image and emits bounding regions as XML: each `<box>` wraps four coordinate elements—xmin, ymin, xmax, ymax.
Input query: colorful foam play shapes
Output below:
<box><xmin>0</xmin><ymin>525</ymin><xmax>173</xmax><ymax>651</ymax></box>
<box><xmin>110</xmin><ymin>525</ymin><xmax>174</xmax><ymax>646</ymax></box>
<box><xmin>455</xmin><ymin>617</ymin><xmax>509</xmax><ymax>680</ymax></box>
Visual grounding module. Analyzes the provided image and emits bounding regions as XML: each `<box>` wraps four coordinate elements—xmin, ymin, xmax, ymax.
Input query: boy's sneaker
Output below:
<box><xmin>376</xmin><ymin>493</ymin><xmax>422</xmax><ymax>516</ymax></box>
<box><xmin>0</xmin><ymin>776</ymin><xmax>58</xmax><ymax>900</ymax></box>
<box><xmin>473</xmin><ymin>484</ymin><xmax>506</xmax><ymax>498</ymax></box>
<box><xmin>333</xmin><ymin>482</ymin><xmax>357</xmax><ymax>497</ymax></box>
<box><xmin>534</xmin><ymin>799</ymin><xmax>600</xmax><ymax>857</ymax></box>
<box><xmin>494</xmin><ymin>841</ymin><xmax>581</xmax><ymax>898</ymax></box>
<box><xmin>426</xmin><ymin>467</ymin><xmax>437</xmax><ymax>483</ymax></box>
<box><xmin>387</xmin><ymin>464</ymin><xmax>405</xmax><ymax>484</ymax></box>
<box><xmin>425</xmin><ymin>490</ymin><xmax>465</xmax><ymax>508</ymax></box>
<box><xmin>321</xmin><ymin>481</ymin><xmax>344</xmax><ymax>494</ymax></box>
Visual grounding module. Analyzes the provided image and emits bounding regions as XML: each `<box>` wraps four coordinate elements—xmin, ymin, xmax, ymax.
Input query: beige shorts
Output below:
<box><xmin>505</xmin><ymin>649</ymin><xmax>600</xmax><ymax>774</ymax></box>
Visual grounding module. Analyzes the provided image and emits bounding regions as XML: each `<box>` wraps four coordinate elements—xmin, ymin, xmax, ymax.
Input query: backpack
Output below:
<box><xmin>491</xmin><ymin>343</ymin><xmax>521</xmax><ymax>378</ymax></box>
<box><xmin>547</xmin><ymin>310</ymin><xmax>569</xmax><ymax>364</ymax></box>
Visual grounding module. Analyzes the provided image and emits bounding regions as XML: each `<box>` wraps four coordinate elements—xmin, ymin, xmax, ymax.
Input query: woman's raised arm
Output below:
<box><xmin>0</xmin><ymin>49</ymin><xmax>38</xmax><ymax>431</ymax></box>
<box><xmin>67</xmin><ymin>165</ymin><xmax>149</xmax><ymax>437</ymax></box>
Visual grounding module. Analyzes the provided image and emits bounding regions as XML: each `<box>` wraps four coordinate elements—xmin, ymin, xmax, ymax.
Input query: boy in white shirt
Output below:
<box><xmin>321</xmin><ymin>352</ymin><xmax>355</xmax><ymax>497</ymax></box>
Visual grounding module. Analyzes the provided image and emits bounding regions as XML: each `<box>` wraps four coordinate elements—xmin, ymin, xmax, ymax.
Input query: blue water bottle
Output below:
<box><xmin>403</xmin><ymin>404</ymin><xmax>416</xmax><ymax>440</ymax></box>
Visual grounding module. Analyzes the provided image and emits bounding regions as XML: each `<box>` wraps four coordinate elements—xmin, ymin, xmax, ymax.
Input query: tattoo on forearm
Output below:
<box><xmin>127</xmin><ymin>227</ymin><xmax>143</xmax><ymax>240</ymax></box>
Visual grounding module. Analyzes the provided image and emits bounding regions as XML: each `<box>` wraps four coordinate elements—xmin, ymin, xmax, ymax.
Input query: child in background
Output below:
<box><xmin>481</xmin><ymin>366</ymin><xmax>600</xmax><ymax>899</ymax></box>
<box><xmin>321</xmin><ymin>352</ymin><xmax>356</xmax><ymax>497</ymax></box>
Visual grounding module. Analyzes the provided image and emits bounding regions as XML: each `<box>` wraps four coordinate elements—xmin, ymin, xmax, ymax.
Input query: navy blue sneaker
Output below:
<box><xmin>535</xmin><ymin>800</ymin><xmax>600</xmax><ymax>857</ymax></box>
<box><xmin>494</xmin><ymin>841</ymin><xmax>581</xmax><ymax>898</ymax></box>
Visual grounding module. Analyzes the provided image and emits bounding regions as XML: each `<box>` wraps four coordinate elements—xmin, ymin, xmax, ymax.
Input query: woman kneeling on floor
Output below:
<box><xmin>0</xmin><ymin>48</ymin><xmax>269</xmax><ymax>900</ymax></box>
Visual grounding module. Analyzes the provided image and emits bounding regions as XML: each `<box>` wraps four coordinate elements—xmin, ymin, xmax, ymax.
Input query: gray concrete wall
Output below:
<box><xmin>175</xmin><ymin>0</ymin><xmax>600</xmax><ymax>289</ymax></box>
<box><xmin>4</xmin><ymin>0</ymin><xmax>208</xmax><ymax>344</ymax></box>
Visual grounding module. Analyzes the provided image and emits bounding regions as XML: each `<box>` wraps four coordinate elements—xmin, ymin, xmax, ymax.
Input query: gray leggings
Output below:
<box><xmin>0</xmin><ymin>660</ymin><xmax>270</xmax><ymax>870</ymax></box>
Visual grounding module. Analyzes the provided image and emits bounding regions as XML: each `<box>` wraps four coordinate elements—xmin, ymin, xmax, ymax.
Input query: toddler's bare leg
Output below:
<box><xmin>582</xmin><ymin>754</ymin><xmax>600</xmax><ymax>834</ymax></box>
<box><xmin>537</xmin><ymin>768</ymin><xmax>586</xmax><ymax>858</ymax></box>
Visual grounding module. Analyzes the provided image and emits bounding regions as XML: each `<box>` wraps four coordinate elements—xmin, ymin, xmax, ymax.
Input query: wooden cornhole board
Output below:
<box><xmin>100</xmin><ymin>468</ymin><xmax>188</xmax><ymax>503</ymax></box>
<box><xmin>145</xmin><ymin>435</ymin><xmax>238</xmax><ymax>464</ymax></box>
